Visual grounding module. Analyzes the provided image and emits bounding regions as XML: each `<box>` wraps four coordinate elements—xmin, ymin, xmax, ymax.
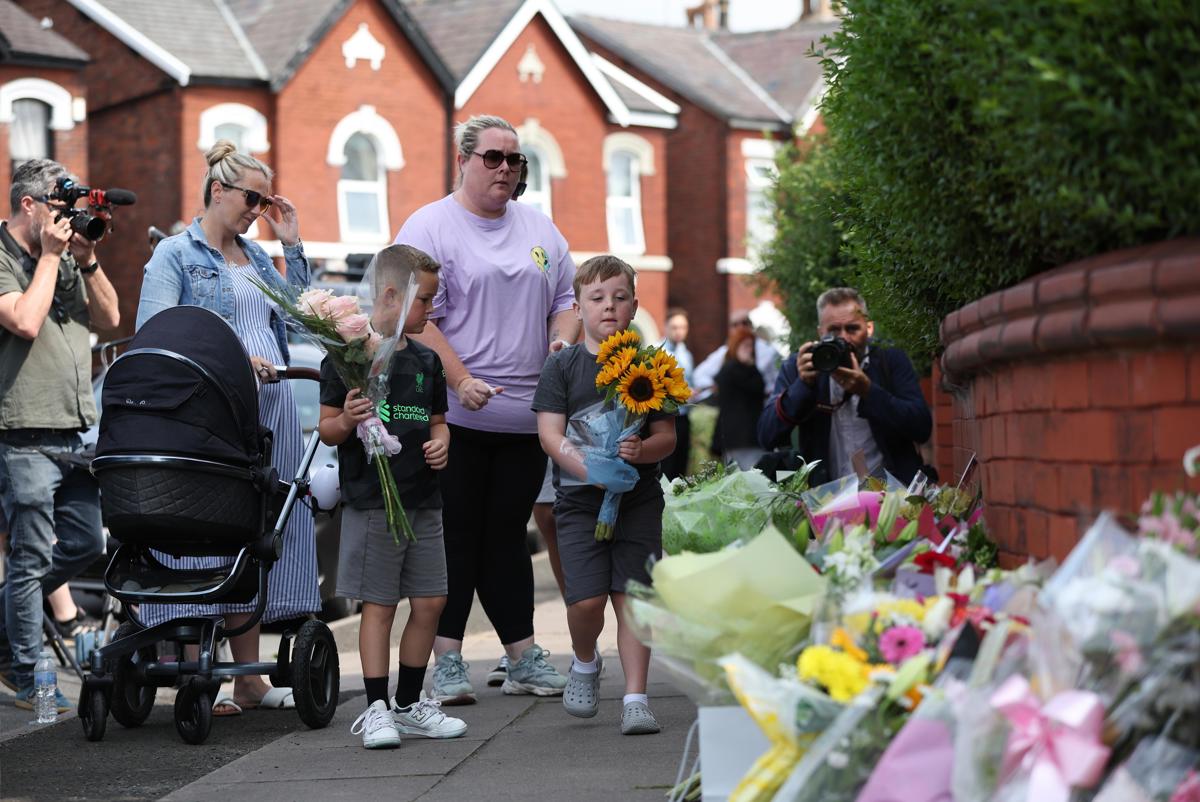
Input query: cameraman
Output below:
<box><xmin>0</xmin><ymin>159</ymin><xmax>118</xmax><ymax>708</ymax></box>
<box><xmin>757</xmin><ymin>288</ymin><xmax>930</xmax><ymax>485</ymax></box>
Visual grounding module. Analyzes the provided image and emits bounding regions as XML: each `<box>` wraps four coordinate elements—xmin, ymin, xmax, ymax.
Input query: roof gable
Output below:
<box><xmin>408</xmin><ymin>0</ymin><xmax>630</xmax><ymax>126</ymax></box>
<box><xmin>714</xmin><ymin>21</ymin><xmax>835</xmax><ymax>119</ymax></box>
<box><xmin>571</xmin><ymin>14</ymin><xmax>815</xmax><ymax>127</ymax></box>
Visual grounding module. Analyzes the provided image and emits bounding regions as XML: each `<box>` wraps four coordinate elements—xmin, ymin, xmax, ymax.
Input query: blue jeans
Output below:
<box><xmin>0</xmin><ymin>432</ymin><xmax>104</xmax><ymax>688</ymax></box>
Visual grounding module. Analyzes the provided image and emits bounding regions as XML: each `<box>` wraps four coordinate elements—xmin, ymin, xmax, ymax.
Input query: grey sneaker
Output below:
<box><xmin>431</xmin><ymin>651</ymin><xmax>476</xmax><ymax>705</ymax></box>
<box><xmin>562</xmin><ymin>653</ymin><xmax>603</xmax><ymax>719</ymax></box>
<box><xmin>621</xmin><ymin>701</ymin><xmax>661</xmax><ymax>735</ymax></box>
<box><xmin>486</xmin><ymin>655</ymin><xmax>509</xmax><ymax>687</ymax></box>
<box><xmin>502</xmin><ymin>645</ymin><xmax>567</xmax><ymax>696</ymax></box>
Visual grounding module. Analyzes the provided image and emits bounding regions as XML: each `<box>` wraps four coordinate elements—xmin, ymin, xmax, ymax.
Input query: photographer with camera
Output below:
<box><xmin>757</xmin><ymin>287</ymin><xmax>931</xmax><ymax>486</ymax></box>
<box><xmin>0</xmin><ymin>159</ymin><xmax>119</xmax><ymax>709</ymax></box>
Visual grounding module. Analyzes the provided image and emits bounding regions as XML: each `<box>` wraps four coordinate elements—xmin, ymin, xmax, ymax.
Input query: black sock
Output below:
<box><xmin>363</xmin><ymin>675</ymin><xmax>389</xmax><ymax>707</ymax></box>
<box><xmin>395</xmin><ymin>663</ymin><xmax>427</xmax><ymax>709</ymax></box>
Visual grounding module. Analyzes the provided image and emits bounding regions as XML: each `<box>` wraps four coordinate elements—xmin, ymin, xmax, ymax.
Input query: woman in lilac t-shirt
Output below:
<box><xmin>394</xmin><ymin>115</ymin><xmax>578</xmax><ymax>701</ymax></box>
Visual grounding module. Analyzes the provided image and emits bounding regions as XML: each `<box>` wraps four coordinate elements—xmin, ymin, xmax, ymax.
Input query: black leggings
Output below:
<box><xmin>436</xmin><ymin>424</ymin><xmax>545</xmax><ymax>643</ymax></box>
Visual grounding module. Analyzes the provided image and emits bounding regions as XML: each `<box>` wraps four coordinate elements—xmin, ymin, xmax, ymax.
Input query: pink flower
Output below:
<box><xmin>335</xmin><ymin>312</ymin><xmax>371</xmax><ymax>342</ymax></box>
<box><xmin>878</xmin><ymin>626</ymin><xmax>925</xmax><ymax>664</ymax></box>
<box><xmin>297</xmin><ymin>288</ymin><xmax>333</xmax><ymax>318</ymax></box>
<box><xmin>1171</xmin><ymin>770</ymin><xmax>1200</xmax><ymax>802</ymax></box>
<box><xmin>325</xmin><ymin>294</ymin><xmax>361</xmax><ymax>322</ymax></box>
<box><xmin>1111</xmin><ymin>630</ymin><xmax>1143</xmax><ymax>676</ymax></box>
<box><xmin>364</xmin><ymin>329</ymin><xmax>383</xmax><ymax>357</ymax></box>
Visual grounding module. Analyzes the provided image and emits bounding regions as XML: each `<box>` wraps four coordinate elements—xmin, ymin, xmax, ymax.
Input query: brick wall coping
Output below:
<box><xmin>939</xmin><ymin>237</ymin><xmax>1200</xmax><ymax>380</ymax></box>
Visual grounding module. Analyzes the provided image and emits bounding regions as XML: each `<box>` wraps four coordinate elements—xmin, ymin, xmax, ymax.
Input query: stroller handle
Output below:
<box><xmin>273</xmin><ymin>366</ymin><xmax>320</xmax><ymax>381</ymax></box>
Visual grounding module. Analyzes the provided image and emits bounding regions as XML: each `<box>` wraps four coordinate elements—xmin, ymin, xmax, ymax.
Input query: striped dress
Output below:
<box><xmin>140</xmin><ymin>264</ymin><xmax>320</xmax><ymax>626</ymax></box>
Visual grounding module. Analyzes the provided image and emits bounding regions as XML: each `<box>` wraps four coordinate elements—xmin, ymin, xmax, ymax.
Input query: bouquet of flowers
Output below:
<box><xmin>252</xmin><ymin>266</ymin><xmax>419</xmax><ymax>542</ymax></box>
<box><xmin>660</xmin><ymin>466</ymin><xmax>779</xmax><ymax>554</ymax></box>
<box><xmin>583</xmin><ymin>329</ymin><xmax>690</xmax><ymax>540</ymax></box>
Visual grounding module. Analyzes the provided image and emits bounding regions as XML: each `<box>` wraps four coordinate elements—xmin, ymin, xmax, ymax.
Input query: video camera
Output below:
<box><xmin>811</xmin><ymin>334</ymin><xmax>855</xmax><ymax>373</ymax></box>
<box><xmin>44</xmin><ymin>177</ymin><xmax>137</xmax><ymax>241</ymax></box>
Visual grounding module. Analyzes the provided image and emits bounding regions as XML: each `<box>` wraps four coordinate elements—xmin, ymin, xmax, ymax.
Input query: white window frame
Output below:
<box><xmin>605</xmin><ymin>149</ymin><xmax>646</xmax><ymax>255</ymax></box>
<box><xmin>336</xmin><ymin>132</ymin><xmax>390</xmax><ymax>244</ymax></box>
<box><xmin>0</xmin><ymin>78</ymin><xmax>78</xmax><ymax>131</ymax></box>
<box><xmin>521</xmin><ymin>146</ymin><xmax>552</xmax><ymax>219</ymax></box>
<box><xmin>744</xmin><ymin>157</ymin><xmax>777</xmax><ymax>260</ymax></box>
<box><xmin>197</xmin><ymin>102</ymin><xmax>268</xmax><ymax>153</ymax></box>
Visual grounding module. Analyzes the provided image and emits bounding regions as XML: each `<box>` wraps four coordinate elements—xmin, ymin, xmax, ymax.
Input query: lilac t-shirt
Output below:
<box><xmin>395</xmin><ymin>195</ymin><xmax>576</xmax><ymax>433</ymax></box>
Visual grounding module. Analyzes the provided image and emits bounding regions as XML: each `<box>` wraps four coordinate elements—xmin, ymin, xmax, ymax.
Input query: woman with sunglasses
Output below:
<box><xmin>134</xmin><ymin>139</ymin><xmax>319</xmax><ymax>715</ymax></box>
<box><xmin>395</xmin><ymin>115</ymin><xmax>578</xmax><ymax>703</ymax></box>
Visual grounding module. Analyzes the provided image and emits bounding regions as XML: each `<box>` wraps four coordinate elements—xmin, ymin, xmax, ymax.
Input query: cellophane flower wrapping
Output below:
<box><xmin>718</xmin><ymin>654</ymin><xmax>845</xmax><ymax>802</ymax></box>
<box><xmin>250</xmin><ymin>258</ymin><xmax>419</xmax><ymax>542</ymax></box>
<box><xmin>560</xmin><ymin>400</ymin><xmax>644</xmax><ymax>541</ymax></box>
<box><xmin>623</xmin><ymin>526</ymin><xmax>826</xmax><ymax>704</ymax></box>
<box><xmin>660</xmin><ymin>467</ymin><xmax>779</xmax><ymax>554</ymax></box>
<box><xmin>1092</xmin><ymin>736</ymin><xmax>1200</xmax><ymax>802</ymax></box>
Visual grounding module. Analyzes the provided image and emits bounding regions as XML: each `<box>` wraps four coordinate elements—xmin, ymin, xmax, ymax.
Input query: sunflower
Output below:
<box><xmin>596</xmin><ymin>329</ymin><xmax>641</xmax><ymax>365</ymax></box>
<box><xmin>649</xmin><ymin>348</ymin><xmax>679</xmax><ymax>374</ymax></box>
<box><xmin>595</xmin><ymin>346</ymin><xmax>637</xmax><ymax>389</ymax></box>
<box><xmin>617</xmin><ymin>362</ymin><xmax>667</xmax><ymax>415</ymax></box>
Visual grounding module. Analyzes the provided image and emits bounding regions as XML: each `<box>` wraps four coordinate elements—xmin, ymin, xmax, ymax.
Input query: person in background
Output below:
<box><xmin>692</xmin><ymin>309</ymin><xmax>780</xmax><ymax>402</ymax></box>
<box><xmin>659</xmin><ymin>308</ymin><xmax>693</xmax><ymax>480</ymax></box>
<box><xmin>711</xmin><ymin>326</ymin><xmax>766</xmax><ymax>470</ymax></box>
<box><xmin>758</xmin><ymin>288</ymin><xmax>932</xmax><ymax>485</ymax></box>
<box><xmin>0</xmin><ymin>158</ymin><xmax>118</xmax><ymax>710</ymax></box>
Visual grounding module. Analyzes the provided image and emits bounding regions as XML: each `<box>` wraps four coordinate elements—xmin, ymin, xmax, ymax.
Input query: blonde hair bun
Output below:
<box><xmin>205</xmin><ymin>139</ymin><xmax>238</xmax><ymax>167</ymax></box>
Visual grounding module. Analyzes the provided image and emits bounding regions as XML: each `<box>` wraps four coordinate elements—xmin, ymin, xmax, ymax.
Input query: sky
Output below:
<box><xmin>553</xmin><ymin>0</ymin><xmax>801</xmax><ymax>32</ymax></box>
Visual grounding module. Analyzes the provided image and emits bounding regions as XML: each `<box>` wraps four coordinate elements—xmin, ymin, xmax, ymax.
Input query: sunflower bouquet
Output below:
<box><xmin>587</xmin><ymin>329</ymin><xmax>691</xmax><ymax>540</ymax></box>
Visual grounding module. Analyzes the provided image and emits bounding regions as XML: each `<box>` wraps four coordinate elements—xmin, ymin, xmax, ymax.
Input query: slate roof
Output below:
<box><xmin>0</xmin><ymin>0</ymin><xmax>89</xmax><ymax>64</ymax></box>
<box><xmin>404</xmin><ymin>0</ymin><xmax>524</xmax><ymax>83</ymax></box>
<box><xmin>224</xmin><ymin>0</ymin><xmax>346</xmax><ymax>85</ymax></box>
<box><xmin>571</xmin><ymin>14</ymin><xmax>829</xmax><ymax>125</ymax></box>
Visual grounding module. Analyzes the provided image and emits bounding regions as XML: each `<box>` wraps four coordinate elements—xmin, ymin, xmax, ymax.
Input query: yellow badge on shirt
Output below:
<box><xmin>530</xmin><ymin>246</ymin><xmax>549</xmax><ymax>274</ymax></box>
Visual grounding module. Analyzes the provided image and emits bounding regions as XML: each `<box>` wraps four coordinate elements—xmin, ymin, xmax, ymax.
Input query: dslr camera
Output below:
<box><xmin>45</xmin><ymin>177</ymin><xmax>136</xmax><ymax>241</ymax></box>
<box><xmin>810</xmin><ymin>335</ymin><xmax>854</xmax><ymax>373</ymax></box>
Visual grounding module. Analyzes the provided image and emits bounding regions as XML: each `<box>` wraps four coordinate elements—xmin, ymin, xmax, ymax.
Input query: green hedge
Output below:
<box><xmin>758</xmin><ymin>138</ymin><xmax>857</xmax><ymax>348</ymax></box>
<box><xmin>800</xmin><ymin>0</ymin><xmax>1200</xmax><ymax>356</ymax></box>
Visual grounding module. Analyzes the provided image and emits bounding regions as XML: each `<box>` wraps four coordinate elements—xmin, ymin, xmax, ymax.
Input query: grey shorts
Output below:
<box><xmin>554</xmin><ymin>491</ymin><xmax>664</xmax><ymax>605</ymax></box>
<box><xmin>535</xmin><ymin>458</ymin><xmax>554</xmax><ymax>505</ymax></box>
<box><xmin>337</xmin><ymin>506</ymin><xmax>448</xmax><ymax>605</ymax></box>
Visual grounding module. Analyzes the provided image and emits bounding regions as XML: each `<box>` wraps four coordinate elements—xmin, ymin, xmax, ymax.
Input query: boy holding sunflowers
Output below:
<box><xmin>532</xmin><ymin>255</ymin><xmax>679</xmax><ymax>736</ymax></box>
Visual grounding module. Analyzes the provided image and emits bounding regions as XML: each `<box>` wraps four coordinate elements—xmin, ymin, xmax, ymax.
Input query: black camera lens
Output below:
<box><xmin>70</xmin><ymin>213</ymin><xmax>107</xmax><ymax>241</ymax></box>
<box><xmin>811</xmin><ymin>335</ymin><xmax>852</xmax><ymax>373</ymax></box>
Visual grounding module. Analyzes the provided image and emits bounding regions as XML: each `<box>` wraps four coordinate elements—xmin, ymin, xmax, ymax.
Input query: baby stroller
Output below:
<box><xmin>78</xmin><ymin>306</ymin><xmax>339</xmax><ymax>745</ymax></box>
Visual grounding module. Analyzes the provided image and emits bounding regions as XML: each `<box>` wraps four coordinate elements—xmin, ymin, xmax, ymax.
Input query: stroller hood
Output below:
<box><xmin>96</xmin><ymin>306</ymin><xmax>261</xmax><ymax>466</ymax></box>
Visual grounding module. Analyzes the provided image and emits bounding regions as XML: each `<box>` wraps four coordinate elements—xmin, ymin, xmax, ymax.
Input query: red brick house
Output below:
<box><xmin>0</xmin><ymin>0</ymin><xmax>89</xmax><ymax>216</ymax></box>
<box><xmin>571</xmin><ymin>12</ymin><xmax>834</xmax><ymax>358</ymax></box>
<box><xmin>14</xmin><ymin>0</ymin><xmax>681</xmax><ymax>340</ymax></box>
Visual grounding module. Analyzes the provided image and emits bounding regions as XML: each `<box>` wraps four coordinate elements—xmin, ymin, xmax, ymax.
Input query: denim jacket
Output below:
<box><xmin>135</xmin><ymin>218</ymin><xmax>309</xmax><ymax>363</ymax></box>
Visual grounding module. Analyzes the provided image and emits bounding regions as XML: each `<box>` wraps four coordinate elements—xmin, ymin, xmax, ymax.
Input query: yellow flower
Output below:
<box><xmin>650</xmin><ymin>348</ymin><xmax>679</xmax><ymax>374</ymax></box>
<box><xmin>617</xmin><ymin>362</ymin><xmax>666</xmax><ymax>415</ymax></box>
<box><xmin>796</xmin><ymin>645</ymin><xmax>870</xmax><ymax>702</ymax></box>
<box><xmin>595</xmin><ymin>346</ymin><xmax>637</xmax><ymax>389</ymax></box>
<box><xmin>596</xmin><ymin>329</ymin><xmax>641</xmax><ymax>365</ymax></box>
<box><xmin>831</xmin><ymin>628</ymin><xmax>868</xmax><ymax>663</ymax></box>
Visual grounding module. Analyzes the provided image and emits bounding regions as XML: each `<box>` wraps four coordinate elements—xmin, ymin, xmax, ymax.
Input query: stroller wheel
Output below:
<box><xmin>174</xmin><ymin>679</ymin><xmax>213</xmax><ymax>745</ymax></box>
<box><xmin>291</xmin><ymin>619</ymin><xmax>339</xmax><ymax>729</ymax></box>
<box><xmin>110</xmin><ymin>622</ymin><xmax>156</xmax><ymax>728</ymax></box>
<box><xmin>79</xmin><ymin>684</ymin><xmax>108</xmax><ymax>742</ymax></box>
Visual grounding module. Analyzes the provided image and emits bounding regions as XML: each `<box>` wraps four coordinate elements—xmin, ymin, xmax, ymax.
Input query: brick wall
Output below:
<box><xmin>0</xmin><ymin>64</ymin><xmax>88</xmax><ymax>198</ymax></box>
<box><xmin>941</xmin><ymin>238</ymin><xmax>1200</xmax><ymax>565</ymax></box>
<box><xmin>179</xmin><ymin>85</ymin><xmax>272</xmax><ymax>224</ymax></box>
<box><xmin>276</xmin><ymin>0</ymin><xmax>446</xmax><ymax>247</ymax></box>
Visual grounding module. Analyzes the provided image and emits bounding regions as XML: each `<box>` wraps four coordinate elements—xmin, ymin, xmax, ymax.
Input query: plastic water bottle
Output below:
<box><xmin>34</xmin><ymin>651</ymin><xmax>57</xmax><ymax>724</ymax></box>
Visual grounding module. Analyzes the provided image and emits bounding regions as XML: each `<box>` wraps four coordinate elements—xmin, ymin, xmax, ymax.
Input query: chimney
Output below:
<box><xmin>685</xmin><ymin>0</ymin><xmax>730</xmax><ymax>31</ymax></box>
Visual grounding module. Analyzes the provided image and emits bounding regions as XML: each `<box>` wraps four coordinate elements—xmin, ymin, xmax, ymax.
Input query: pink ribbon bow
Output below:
<box><xmin>989</xmin><ymin>676</ymin><xmax>1110</xmax><ymax>802</ymax></box>
<box><xmin>357</xmin><ymin>416</ymin><xmax>402</xmax><ymax>459</ymax></box>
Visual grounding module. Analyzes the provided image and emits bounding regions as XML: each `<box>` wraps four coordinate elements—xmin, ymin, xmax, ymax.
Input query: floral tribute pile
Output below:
<box><xmin>639</xmin><ymin>449</ymin><xmax>1200</xmax><ymax>802</ymax></box>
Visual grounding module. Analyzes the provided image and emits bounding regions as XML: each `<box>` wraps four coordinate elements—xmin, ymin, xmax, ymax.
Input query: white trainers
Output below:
<box><xmin>350</xmin><ymin>700</ymin><xmax>402</xmax><ymax>749</ymax></box>
<box><xmin>392</xmin><ymin>695</ymin><xmax>468</xmax><ymax>739</ymax></box>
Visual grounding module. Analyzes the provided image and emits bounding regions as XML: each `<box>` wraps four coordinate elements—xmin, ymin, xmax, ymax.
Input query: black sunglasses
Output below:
<box><xmin>471</xmin><ymin>149</ymin><xmax>527</xmax><ymax>170</ymax></box>
<box><xmin>220</xmin><ymin>182</ymin><xmax>273</xmax><ymax>212</ymax></box>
